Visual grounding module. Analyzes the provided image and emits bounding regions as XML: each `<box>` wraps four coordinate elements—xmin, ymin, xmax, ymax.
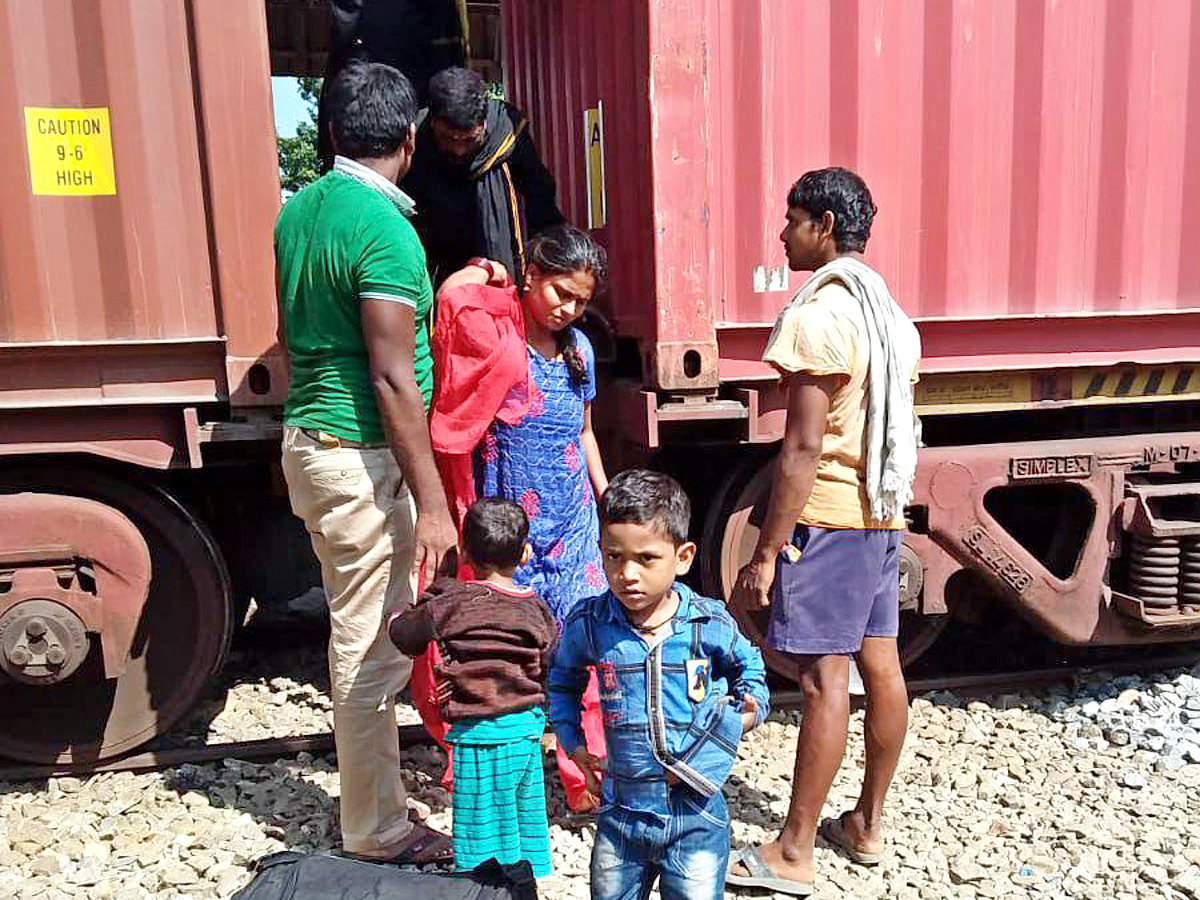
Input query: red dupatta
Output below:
<box><xmin>429</xmin><ymin>281</ymin><xmax>530</xmax><ymax>530</ymax></box>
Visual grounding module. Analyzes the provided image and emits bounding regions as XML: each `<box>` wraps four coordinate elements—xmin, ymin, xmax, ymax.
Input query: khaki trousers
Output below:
<box><xmin>281</xmin><ymin>425</ymin><xmax>416</xmax><ymax>854</ymax></box>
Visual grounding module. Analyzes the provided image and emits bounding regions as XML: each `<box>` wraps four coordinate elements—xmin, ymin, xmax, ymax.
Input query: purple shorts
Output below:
<box><xmin>766</xmin><ymin>525</ymin><xmax>901</xmax><ymax>656</ymax></box>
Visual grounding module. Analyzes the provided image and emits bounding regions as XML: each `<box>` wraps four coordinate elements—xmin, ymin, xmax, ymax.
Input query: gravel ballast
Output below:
<box><xmin>2</xmin><ymin>642</ymin><xmax>1199</xmax><ymax>900</ymax></box>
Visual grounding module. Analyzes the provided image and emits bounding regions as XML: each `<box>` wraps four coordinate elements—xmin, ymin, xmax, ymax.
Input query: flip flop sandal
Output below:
<box><xmin>725</xmin><ymin>846</ymin><xmax>814</xmax><ymax>897</ymax></box>
<box><xmin>819</xmin><ymin>814</ymin><xmax>884</xmax><ymax>866</ymax></box>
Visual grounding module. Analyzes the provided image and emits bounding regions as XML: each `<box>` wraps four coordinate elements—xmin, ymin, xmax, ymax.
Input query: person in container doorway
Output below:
<box><xmin>548</xmin><ymin>469</ymin><xmax>771</xmax><ymax>900</ymax></box>
<box><xmin>315</xmin><ymin>0</ymin><xmax>467</xmax><ymax>166</ymax></box>
<box><xmin>726</xmin><ymin>168</ymin><xmax>921</xmax><ymax>897</ymax></box>
<box><xmin>425</xmin><ymin>224</ymin><xmax>610</xmax><ymax>813</ymax></box>
<box><xmin>402</xmin><ymin>66</ymin><xmax>565</xmax><ymax>287</ymax></box>
<box><xmin>389</xmin><ymin>498</ymin><xmax>557</xmax><ymax>877</ymax></box>
<box><xmin>273</xmin><ymin>60</ymin><xmax>456</xmax><ymax>863</ymax></box>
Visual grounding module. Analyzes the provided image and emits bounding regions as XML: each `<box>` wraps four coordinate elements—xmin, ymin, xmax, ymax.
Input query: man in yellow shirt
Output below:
<box><xmin>727</xmin><ymin>168</ymin><xmax>921</xmax><ymax>897</ymax></box>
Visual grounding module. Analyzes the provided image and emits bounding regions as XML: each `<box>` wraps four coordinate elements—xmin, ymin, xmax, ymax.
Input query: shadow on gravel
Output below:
<box><xmin>164</xmin><ymin>758</ymin><xmax>341</xmax><ymax>849</ymax></box>
<box><xmin>725</xmin><ymin>772</ymin><xmax>786</xmax><ymax>831</ymax></box>
<box><xmin>141</xmin><ymin>624</ymin><xmax>460</xmax><ymax>853</ymax></box>
<box><xmin>152</xmin><ymin>721</ymin><xmax>455</xmax><ymax>853</ymax></box>
<box><xmin>156</xmin><ymin>626</ymin><xmax>334</xmax><ymax>751</ymax></box>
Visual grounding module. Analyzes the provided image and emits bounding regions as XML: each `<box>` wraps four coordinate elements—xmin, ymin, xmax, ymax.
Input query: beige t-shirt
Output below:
<box><xmin>762</xmin><ymin>282</ymin><xmax>920</xmax><ymax>530</ymax></box>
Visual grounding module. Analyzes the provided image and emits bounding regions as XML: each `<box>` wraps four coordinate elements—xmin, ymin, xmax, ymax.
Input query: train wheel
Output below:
<box><xmin>700</xmin><ymin>454</ymin><xmax>948</xmax><ymax>676</ymax></box>
<box><xmin>0</xmin><ymin>465</ymin><xmax>232</xmax><ymax>763</ymax></box>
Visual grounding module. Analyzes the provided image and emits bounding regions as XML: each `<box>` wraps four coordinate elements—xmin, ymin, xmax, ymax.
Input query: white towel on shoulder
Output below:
<box><xmin>782</xmin><ymin>257</ymin><xmax>921</xmax><ymax>523</ymax></box>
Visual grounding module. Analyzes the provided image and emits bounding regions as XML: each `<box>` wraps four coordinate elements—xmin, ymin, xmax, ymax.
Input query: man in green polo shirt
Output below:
<box><xmin>275</xmin><ymin>60</ymin><xmax>455</xmax><ymax>863</ymax></box>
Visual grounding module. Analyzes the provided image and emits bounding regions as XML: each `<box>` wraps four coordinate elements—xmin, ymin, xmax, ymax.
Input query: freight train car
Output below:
<box><xmin>502</xmin><ymin>0</ymin><xmax>1200</xmax><ymax>673</ymax></box>
<box><xmin>1</xmin><ymin>0</ymin><xmax>1199</xmax><ymax>764</ymax></box>
<box><xmin>0</xmin><ymin>1</ymin><xmax>290</xmax><ymax>763</ymax></box>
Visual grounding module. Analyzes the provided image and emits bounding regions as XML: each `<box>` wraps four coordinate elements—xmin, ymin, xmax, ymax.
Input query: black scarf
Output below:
<box><xmin>408</xmin><ymin>99</ymin><xmax>529</xmax><ymax>283</ymax></box>
<box><xmin>465</xmin><ymin>101</ymin><xmax>529</xmax><ymax>276</ymax></box>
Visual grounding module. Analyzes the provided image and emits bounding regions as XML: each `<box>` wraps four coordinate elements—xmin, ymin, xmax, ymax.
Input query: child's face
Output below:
<box><xmin>600</xmin><ymin>521</ymin><xmax>696</xmax><ymax>624</ymax></box>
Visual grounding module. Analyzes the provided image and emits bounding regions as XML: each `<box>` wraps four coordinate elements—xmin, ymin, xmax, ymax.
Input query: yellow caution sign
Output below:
<box><xmin>24</xmin><ymin>107</ymin><xmax>116</xmax><ymax>196</ymax></box>
<box><xmin>915</xmin><ymin>374</ymin><xmax>1032</xmax><ymax>408</ymax></box>
<box><xmin>584</xmin><ymin>103</ymin><xmax>606</xmax><ymax>229</ymax></box>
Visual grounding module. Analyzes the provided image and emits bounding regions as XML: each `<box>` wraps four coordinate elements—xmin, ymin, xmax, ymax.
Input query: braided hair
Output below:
<box><xmin>523</xmin><ymin>225</ymin><xmax>608</xmax><ymax>388</ymax></box>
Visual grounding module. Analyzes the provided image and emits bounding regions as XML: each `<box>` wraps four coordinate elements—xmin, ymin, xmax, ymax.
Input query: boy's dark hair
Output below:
<box><xmin>462</xmin><ymin>498</ymin><xmax>528</xmax><ymax>571</ymax></box>
<box><xmin>428</xmin><ymin>66</ymin><xmax>488</xmax><ymax>129</ymax></box>
<box><xmin>599</xmin><ymin>469</ymin><xmax>691</xmax><ymax>545</ymax></box>
<box><xmin>328</xmin><ymin>60</ymin><xmax>418</xmax><ymax>160</ymax></box>
<box><xmin>787</xmin><ymin>167</ymin><xmax>877</xmax><ymax>252</ymax></box>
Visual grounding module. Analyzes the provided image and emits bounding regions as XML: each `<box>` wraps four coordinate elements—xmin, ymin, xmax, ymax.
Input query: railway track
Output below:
<box><xmin>3</xmin><ymin>649</ymin><xmax>1197</xmax><ymax>783</ymax></box>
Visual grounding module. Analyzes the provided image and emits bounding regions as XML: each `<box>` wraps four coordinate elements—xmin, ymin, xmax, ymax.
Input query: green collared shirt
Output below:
<box><xmin>275</xmin><ymin>156</ymin><xmax>433</xmax><ymax>441</ymax></box>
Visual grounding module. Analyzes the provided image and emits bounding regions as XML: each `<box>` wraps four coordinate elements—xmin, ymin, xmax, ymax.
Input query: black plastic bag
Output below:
<box><xmin>231</xmin><ymin>852</ymin><xmax>537</xmax><ymax>900</ymax></box>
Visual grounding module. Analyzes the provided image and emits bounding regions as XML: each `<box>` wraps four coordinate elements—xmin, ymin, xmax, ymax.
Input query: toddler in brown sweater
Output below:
<box><xmin>389</xmin><ymin>498</ymin><xmax>556</xmax><ymax>876</ymax></box>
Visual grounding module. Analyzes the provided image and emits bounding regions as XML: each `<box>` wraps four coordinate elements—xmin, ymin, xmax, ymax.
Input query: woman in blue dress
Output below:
<box><xmin>445</xmin><ymin>225</ymin><xmax>610</xmax><ymax>811</ymax></box>
<box><xmin>478</xmin><ymin>227</ymin><xmax>609</xmax><ymax>619</ymax></box>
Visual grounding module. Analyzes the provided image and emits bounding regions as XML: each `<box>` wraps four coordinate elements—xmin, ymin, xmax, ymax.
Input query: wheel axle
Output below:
<box><xmin>0</xmin><ymin>597</ymin><xmax>89</xmax><ymax>685</ymax></box>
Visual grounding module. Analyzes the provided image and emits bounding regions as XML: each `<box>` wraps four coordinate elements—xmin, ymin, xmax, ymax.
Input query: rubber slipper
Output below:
<box><xmin>392</xmin><ymin>821</ymin><xmax>453</xmax><ymax>864</ymax></box>
<box><xmin>340</xmin><ymin>821</ymin><xmax>453</xmax><ymax>866</ymax></box>
<box><xmin>819</xmin><ymin>814</ymin><xmax>884</xmax><ymax>866</ymax></box>
<box><xmin>725</xmin><ymin>846</ymin><xmax>813</xmax><ymax>897</ymax></box>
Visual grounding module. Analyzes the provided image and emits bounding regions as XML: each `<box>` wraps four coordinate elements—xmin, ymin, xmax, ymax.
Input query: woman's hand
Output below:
<box><xmin>570</xmin><ymin>746</ymin><xmax>606</xmax><ymax>796</ymax></box>
<box><xmin>483</xmin><ymin>260</ymin><xmax>510</xmax><ymax>286</ymax></box>
<box><xmin>437</xmin><ymin>258</ymin><xmax>512</xmax><ymax>296</ymax></box>
<box><xmin>468</xmin><ymin>258</ymin><xmax>510</xmax><ymax>286</ymax></box>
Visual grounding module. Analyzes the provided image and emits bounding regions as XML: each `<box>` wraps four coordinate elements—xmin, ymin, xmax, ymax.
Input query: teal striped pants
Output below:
<box><xmin>451</xmin><ymin>736</ymin><xmax>552</xmax><ymax>877</ymax></box>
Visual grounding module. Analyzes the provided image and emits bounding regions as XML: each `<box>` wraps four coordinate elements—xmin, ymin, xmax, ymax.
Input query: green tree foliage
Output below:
<box><xmin>277</xmin><ymin>77</ymin><xmax>322</xmax><ymax>195</ymax></box>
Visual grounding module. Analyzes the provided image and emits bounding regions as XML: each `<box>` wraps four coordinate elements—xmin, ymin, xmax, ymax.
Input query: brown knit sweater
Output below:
<box><xmin>388</xmin><ymin>577</ymin><xmax>558</xmax><ymax>722</ymax></box>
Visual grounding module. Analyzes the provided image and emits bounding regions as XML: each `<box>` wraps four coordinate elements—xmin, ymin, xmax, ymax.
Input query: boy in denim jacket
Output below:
<box><xmin>548</xmin><ymin>469</ymin><xmax>770</xmax><ymax>900</ymax></box>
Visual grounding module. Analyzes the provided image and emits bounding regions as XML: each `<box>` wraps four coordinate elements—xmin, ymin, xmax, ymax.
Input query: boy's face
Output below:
<box><xmin>600</xmin><ymin>521</ymin><xmax>696</xmax><ymax>624</ymax></box>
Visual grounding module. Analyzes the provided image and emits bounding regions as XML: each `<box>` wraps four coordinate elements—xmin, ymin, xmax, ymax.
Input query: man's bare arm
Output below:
<box><xmin>731</xmin><ymin>373</ymin><xmax>836</xmax><ymax>610</ymax></box>
<box><xmin>361</xmin><ymin>300</ymin><xmax>455</xmax><ymax>584</ymax></box>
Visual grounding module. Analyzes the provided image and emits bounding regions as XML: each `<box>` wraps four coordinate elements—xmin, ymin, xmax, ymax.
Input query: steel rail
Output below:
<box><xmin>0</xmin><ymin>725</ymin><xmax>432</xmax><ymax>784</ymax></box>
<box><xmin>1</xmin><ymin>651</ymin><xmax>1196</xmax><ymax>783</ymax></box>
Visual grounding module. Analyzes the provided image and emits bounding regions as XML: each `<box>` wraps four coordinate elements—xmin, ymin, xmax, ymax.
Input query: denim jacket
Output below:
<box><xmin>548</xmin><ymin>582</ymin><xmax>770</xmax><ymax>821</ymax></box>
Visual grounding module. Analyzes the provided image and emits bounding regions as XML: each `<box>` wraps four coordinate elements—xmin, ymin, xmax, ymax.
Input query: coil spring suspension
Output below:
<box><xmin>1182</xmin><ymin>537</ymin><xmax>1200</xmax><ymax>613</ymax></box>
<box><xmin>1127</xmin><ymin>534</ymin><xmax>1180</xmax><ymax>611</ymax></box>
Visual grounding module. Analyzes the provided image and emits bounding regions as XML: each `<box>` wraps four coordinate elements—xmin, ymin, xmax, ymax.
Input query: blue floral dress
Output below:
<box><xmin>477</xmin><ymin>328</ymin><xmax>606</xmax><ymax>623</ymax></box>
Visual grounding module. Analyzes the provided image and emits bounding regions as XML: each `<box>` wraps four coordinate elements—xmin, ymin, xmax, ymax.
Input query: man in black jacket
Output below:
<box><xmin>403</xmin><ymin>67</ymin><xmax>565</xmax><ymax>286</ymax></box>
<box><xmin>316</xmin><ymin>0</ymin><xmax>466</xmax><ymax>166</ymax></box>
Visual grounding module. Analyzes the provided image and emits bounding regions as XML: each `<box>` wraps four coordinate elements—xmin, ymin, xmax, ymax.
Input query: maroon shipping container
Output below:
<box><xmin>506</xmin><ymin>0</ymin><xmax>1200</xmax><ymax>402</ymax></box>
<box><xmin>0</xmin><ymin>0</ymin><xmax>288</xmax><ymax>764</ymax></box>
<box><xmin>0</xmin><ymin>1</ymin><xmax>285</xmax><ymax>423</ymax></box>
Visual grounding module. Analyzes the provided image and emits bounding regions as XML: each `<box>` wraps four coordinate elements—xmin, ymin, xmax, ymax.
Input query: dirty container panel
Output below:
<box><xmin>0</xmin><ymin>0</ymin><xmax>216</xmax><ymax>346</ymax></box>
<box><xmin>707</xmin><ymin>0</ymin><xmax>1200</xmax><ymax>326</ymax></box>
<box><xmin>504</xmin><ymin>0</ymin><xmax>1200</xmax><ymax>382</ymax></box>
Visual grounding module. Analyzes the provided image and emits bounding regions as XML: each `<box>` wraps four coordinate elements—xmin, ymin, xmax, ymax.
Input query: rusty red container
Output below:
<box><xmin>0</xmin><ymin>0</ymin><xmax>284</xmax><ymax>438</ymax></box>
<box><xmin>504</xmin><ymin>0</ymin><xmax>1200</xmax><ymax>396</ymax></box>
